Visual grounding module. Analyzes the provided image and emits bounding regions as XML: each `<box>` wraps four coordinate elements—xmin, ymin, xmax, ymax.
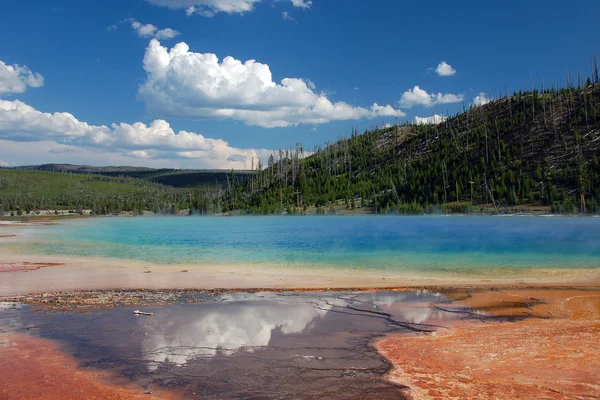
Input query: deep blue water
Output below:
<box><xmin>16</xmin><ymin>216</ymin><xmax>600</xmax><ymax>272</ymax></box>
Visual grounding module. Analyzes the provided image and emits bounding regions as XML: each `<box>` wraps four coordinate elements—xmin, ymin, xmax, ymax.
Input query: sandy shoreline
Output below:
<box><xmin>1</xmin><ymin>246</ymin><xmax>600</xmax><ymax>296</ymax></box>
<box><xmin>2</xmin><ymin>256</ymin><xmax>600</xmax><ymax>296</ymax></box>
<box><xmin>3</xmin><ymin>218</ymin><xmax>600</xmax><ymax>296</ymax></box>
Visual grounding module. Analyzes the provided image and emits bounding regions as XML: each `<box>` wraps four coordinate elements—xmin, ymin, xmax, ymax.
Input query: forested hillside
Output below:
<box><xmin>0</xmin><ymin>170</ymin><xmax>222</xmax><ymax>215</ymax></box>
<box><xmin>225</xmin><ymin>77</ymin><xmax>600</xmax><ymax>214</ymax></box>
<box><xmin>3</xmin><ymin>74</ymin><xmax>600</xmax><ymax>216</ymax></box>
<box><xmin>12</xmin><ymin>164</ymin><xmax>251</xmax><ymax>189</ymax></box>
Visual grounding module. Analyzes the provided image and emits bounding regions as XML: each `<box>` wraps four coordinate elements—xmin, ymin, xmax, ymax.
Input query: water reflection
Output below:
<box><xmin>138</xmin><ymin>291</ymin><xmax>446</xmax><ymax>371</ymax></box>
<box><xmin>0</xmin><ymin>302</ymin><xmax>25</xmax><ymax>333</ymax></box>
<box><xmin>1</xmin><ymin>290</ymin><xmax>456</xmax><ymax>399</ymax></box>
<box><xmin>140</xmin><ymin>298</ymin><xmax>328</xmax><ymax>370</ymax></box>
<box><xmin>361</xmin><ymin>291</ymin><xmax>446</xmax><ymax>324</ymax></box>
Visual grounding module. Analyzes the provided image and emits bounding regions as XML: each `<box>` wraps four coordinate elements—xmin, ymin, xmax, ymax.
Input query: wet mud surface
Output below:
<box><xmin>0</xmin><ymin>332</ymin><xmax>177</xmax><ymax>400</ymax></box>
<box><xmin>4</xmin><ymin>288</ymin><xmax>598</xmax><ymax>399</ymax></box>
<box><xmin>0</xmin><ymin>290</ymin><xmax>454</xmax><ymax>399</ymax></box>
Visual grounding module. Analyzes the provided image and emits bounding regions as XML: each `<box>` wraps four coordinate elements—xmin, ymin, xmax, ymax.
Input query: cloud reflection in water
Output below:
<box><xmin>139</xmin><ymin>297</ymin><xmax>328</xmax><ymax>370</ymax></box>
<box><xmin>138</xmin><ymin>291</ymin><xmax>446</xmax><ymax>371</ymax></box>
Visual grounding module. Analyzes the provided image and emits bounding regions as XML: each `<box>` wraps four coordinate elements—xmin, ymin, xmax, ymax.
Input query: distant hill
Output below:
<box><xmin>5</xmin><ymin>164</ymin><xmax>253</xmax><ymax>189</ymax></box>
<box><xmin>3</xmin><ymin>77</ymin><xmax>600</xmax><ymax>216</ymax></box>
<box><xmin>225</xmin><ymin>80</ymin><xmax>600</xmax><ymax>214</ymax></box>
<box><xmin>0</xmin><ymin>169</ymin><xmax>222</xmax><ymax>214</ymax></box>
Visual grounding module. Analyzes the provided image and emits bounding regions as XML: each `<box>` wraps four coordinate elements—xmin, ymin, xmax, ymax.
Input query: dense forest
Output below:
<box><xmin>0</xmin><ymin>170</ymin><xmax>222</xmax><ymax>215</ymax></box>
<box><xmin>224</xmin><ymin>72</ymin><xmax>600</xmax><ymax>215</ymax></box>
<box><xmin>2</xmin><ymin>67</ymin><xmax>600</xmax><ymax>216</ymax></box>
<box><xmin>11</xmin><ymin>164</ymin><xmax>251</xmax><ymax>188</ymax></box>
<box><xmin>0</xmin><ymin>166</ymin><xmax>250</xmax><ymax>216</ymax></box>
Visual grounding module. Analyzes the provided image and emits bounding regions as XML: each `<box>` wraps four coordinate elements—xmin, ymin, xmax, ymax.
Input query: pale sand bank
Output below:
<box><xmin>1</xmin><ymin>247</ymin><xmax>600</xmax><ymax>296</ymax></box>
<box><xmin>2</xmin><ymin>223</ymin><xmax>600</xmax><ymax>296</ymax></box>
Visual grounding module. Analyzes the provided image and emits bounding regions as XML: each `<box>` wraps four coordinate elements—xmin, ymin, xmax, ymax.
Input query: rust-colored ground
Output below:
<box><xmin>0</xmin><ymin>262</ymin><xmax>65</xmax><ymax>273</ymax></box>
<box><xmin>0</xmin><ymin>334</ymin><xmax>177</xmax><ymax>400</ymax></box>
<box><xmin>377</xmin><ymin>289</ymin><xmax>600</xmax><ymax>400</ymax></box>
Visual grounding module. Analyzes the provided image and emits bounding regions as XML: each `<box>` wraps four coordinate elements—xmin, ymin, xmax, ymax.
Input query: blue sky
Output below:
<box><xmin>0</xmin><ymin>0</ymin><xmax>598</xmax><ymax>168</ymax></box>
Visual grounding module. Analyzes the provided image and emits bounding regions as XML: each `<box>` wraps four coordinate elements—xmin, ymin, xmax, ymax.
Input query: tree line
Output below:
<box><xmin>0</xmin><ymin>170</ymin><xmax>224</xmax><ymax>216</ymax></box>
<box><xmin>2</xmin><ymin>60</ymin><xmax>600</xmax><ymax>217</ymax></box>
<box><xmin>224</xmin><ymin>67</ymin><xmax>600</xmax><ymax>215</ymax></box>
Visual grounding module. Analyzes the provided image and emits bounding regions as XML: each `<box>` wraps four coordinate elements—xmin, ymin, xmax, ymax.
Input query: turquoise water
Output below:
<box><xmin>15</xmin><ymin>216</ymin><xmax>600</xmax><ymax>272</ymax></box>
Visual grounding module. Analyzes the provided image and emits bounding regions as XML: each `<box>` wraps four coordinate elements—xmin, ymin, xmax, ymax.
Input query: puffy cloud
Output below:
<box><xmin>435</xmin><ymin>61</ymin><xmax>456</xmax><ymax>77</ymax></box>
<box><xmin>0</xmin><ymin>100</ymin><xmax>105</xmax><ymax>142</ymax></box>
<box><xmin>145</xmin><ymin>0</ymin><xmax>261</xmax><ymax>16</ymax></box>
<box><xmin>291</xmin><ymin>0</ymin><xmax>312</xmax><ymax>8</ymax></box>
<box><xmin>399</xmin><ymin>86</ymin><xmax>463</xmax><ymax>108</ymax></box>
<box><xmin>138</xmin><ymin>39</ymin><xmax>405</xmax><ymax>127</ymax></box>
<box><xmin>282</xmin><ymin>11</ymin><xmax>294</xmax><ymax>21</ymax></box>
<box><xmin>413</xmin><ymin>114</ymin><xmax>446</xmax><ymax>125</ymax></box>
<box><xmin>155</xmin><ymin>28</ymin><xmax>180</xmax><ymax>40</ymax></box>
<box><xmin>0</xmin><ymin>61</ymin><xmax>44</xmax><ymax>95</ymax></box>
<box><xmin>0</xmin><ymin>140</ymin><xmax>186</xmax><ymax>168</ymax></box>
<box><xmin>144</xmin><ymin>0</ymin><xmax>311</xmax><ymax>16</ymax></box>
<box><xmin>129</xmin><ymin>19</ymin><xmax>180</xmax><ymax>40</ymax></box>
<box><xmin>473</xmin><ymin>92</ymin><xmax>491</xmax><ymax>106</ymax></box>
<box><xmin>0</xmin><ymin>99</ymin><xmax>272</xmax><ymax>169</ymax></box>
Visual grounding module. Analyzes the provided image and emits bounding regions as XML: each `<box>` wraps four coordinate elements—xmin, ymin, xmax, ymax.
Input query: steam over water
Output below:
<box><xmin>15</xmin><ymin>216</ymin><xmax>600</xmax><ymax>272</ymax></box>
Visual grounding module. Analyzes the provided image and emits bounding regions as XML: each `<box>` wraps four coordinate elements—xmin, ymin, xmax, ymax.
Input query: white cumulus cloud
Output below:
<box><xmin>129</xmin><ymin>19</ymin><xmax>181</xmax><ymax>40</ymax></box>
<box><xmin>435</xmin><ymin>61</ymin><xmax>456</xmax><ymax>77</ymax></box>
<box><xmin>473</xmin><ymin>92</ymin><xmax>491</xmax><ymax>106</ymax></box>
<box><xmin>138</xmin><ymin>39</ymin><xmax>405</xmax><ymax>127</ymax></box>
<box><xmin>0</xmin><ymin>61</ymin><xmax>44</xmax><ymax>95</ymax></box>
<box><xmin>146</xmin><ymin>0</ymin><xmax>260</xmax><ymax>16</ymax></box>
<box><xmin>145</xmin><ymin>0</ymin><xmax>311</xmax><ymax>16</ymax></box>
<box><xmin>413</xmin><ymin>114</ymin><xmax>446</xmax><ymax>125</ymax></box>
<box><xmin>291</xmin><ymin>0</ymin><xmax>312</xmax><ymax>8</ymax></box>
<box><xmin>0</xmin><ymin>99</ymin><xmax>272</xmax><ymax>169</ymax></box>
<box><xmin>399</xmin><ymin>86</ymin><xmax>463</xmax><ymax>108</ymax></box>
